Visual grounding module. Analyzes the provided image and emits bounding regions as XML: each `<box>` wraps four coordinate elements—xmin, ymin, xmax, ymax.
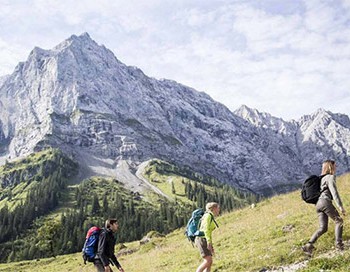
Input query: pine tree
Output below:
<box><xmin>91</xmin><ymin>193</ymin><xmax>100</xmax><ymax>215</ymax></box>
<box><xmin>171</xmin><ymin>181</ymin><xmax>176</xmax><ymax>195</ymax></box>
<box><xmin>7</xmin><ymin>250</ymin><xmax>15</xmax><ymax>263</ymax></box>
<box><xmin>102</xmin><ymin>194</ymin><xmax>108</xmax><ymax>213</ymax></box>
<box><xmin>28</xmin><ymin>244</ymin><xmax>36</xmax><ymax>260</ymax></box>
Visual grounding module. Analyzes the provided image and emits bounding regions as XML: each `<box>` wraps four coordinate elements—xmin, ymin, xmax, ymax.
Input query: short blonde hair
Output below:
<box><xmin>321</xmin><ymin>160</ymin><xmax>336</xmax><ymax>175</ymax></box>
<box><xmin>206</xmin><ymin>202</ymin><xmax>219</xmax><ymax>212</ymax></box>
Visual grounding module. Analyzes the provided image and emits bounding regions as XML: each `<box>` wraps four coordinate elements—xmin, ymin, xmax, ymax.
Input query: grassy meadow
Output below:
<box><xmin>1</xmin><ymin>174</ymin><xmax>350</xmax><ymax>271</ymax></box>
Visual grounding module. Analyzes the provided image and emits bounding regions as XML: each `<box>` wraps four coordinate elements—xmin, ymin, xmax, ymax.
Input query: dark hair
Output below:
<box><xmin>105</xmin><ymin>218</ymin><xmax>118</xmax><ymax>229</ymax></box>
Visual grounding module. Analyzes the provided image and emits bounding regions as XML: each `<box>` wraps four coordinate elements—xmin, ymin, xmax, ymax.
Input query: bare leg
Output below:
<box><xmin>196</xmin><ymin>256</ymin><xmax>212</xmax><ymax>272</ymax></box>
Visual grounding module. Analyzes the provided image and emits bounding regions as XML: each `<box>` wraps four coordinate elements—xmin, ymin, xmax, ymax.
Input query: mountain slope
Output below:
<box><xmin>1</xmin><ymin>33</ymin><xmax>350</xmax><ymax>196</ymax></box>
<box><xmin>1</xmin><ymin>173</ymin><xmax>349</xmax><ymax>272</ymax></box>
<box><xmin>235</xmin><ymin>105</ymin><xmax>350</xmax><ymax>176</ymax></box>
<box><xmin>0</xmin><ymin>33</ymin><xmax>264</xmax><ymax>194</ymax></box>
<box><xmin>0</xmin><ymin>149</ymin><xmax>256</xmax><ymax>263</ymax></box>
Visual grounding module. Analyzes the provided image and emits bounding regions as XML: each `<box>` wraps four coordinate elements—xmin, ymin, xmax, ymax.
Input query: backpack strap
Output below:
<box><xmin>319</xmin><ymin>174</ymin><xmax>330</xmax><ymax>193</ymax></box>
<box><xmin>206</xmin><ymin>212</ymin><xmax>219</xmax><ymax>228</ymax></box>
<box><xmin>196</xmin><ymin>212</ymin><xmax>219</xmax><ymax>236</ymax></box>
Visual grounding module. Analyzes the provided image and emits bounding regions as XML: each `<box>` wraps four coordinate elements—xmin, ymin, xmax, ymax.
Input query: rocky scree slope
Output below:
<box><xmin>1</xmin><ymin>33</ymin><xmax>350</xmax><ymax>196</ymax></box>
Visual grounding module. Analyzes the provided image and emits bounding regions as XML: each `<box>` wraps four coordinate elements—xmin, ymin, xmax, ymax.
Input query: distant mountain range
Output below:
<box><xmin>1</xmin><ymin>33</ymin><xmax>349</xmax><ymax>196</ymax></box>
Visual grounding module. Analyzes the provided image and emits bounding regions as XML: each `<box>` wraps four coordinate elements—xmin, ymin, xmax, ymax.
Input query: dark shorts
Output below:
<box><xmin>195</xmin><ymin>236</ymin><xmax>212</xmax><ymax>257</ymax></box>
<box><xmin>93</xmin><ymin>259</ymin><xmax>114</xmax><ymax>272</ymax></box>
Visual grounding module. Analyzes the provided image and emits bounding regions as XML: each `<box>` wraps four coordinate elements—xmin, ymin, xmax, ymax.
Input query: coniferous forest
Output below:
<box><xmin>0</xmin><ymin>149</ymin><xmax>258</xmax><ymax>263</ymax></box>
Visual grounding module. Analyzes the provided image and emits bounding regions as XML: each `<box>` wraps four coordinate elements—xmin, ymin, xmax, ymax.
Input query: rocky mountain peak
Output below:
<box><xmin>235</xmin><ymin>105</ymin><xmax>259</xmax><ymax>119</ymax></box>
<box><xmin>53</xmin><ymin>32</ymin><xmax>97</xmax><ymax>52</ymax></box>
<box><xmin>298</xmin><ymin>108</ymin><xmax>349</xmax><ymax>136</ymax></box>
<box><xmin>234</xmin><ymin>105</ymin><xmax>296</xmax><ymax>136</ymax></box>
<box><xmin>299</xmin><ymin>108</ymin><xmax>330</xmax><ymax>123</ymax></box>
<box><xmin>236</xmin><ymin>105</ymin><xmax>285</xmax><ymax>124</ymax></box>
<box><xmin>306</xmin><ymin>108</ymin><xmax>350</xmax><ymax>128</ymax></box>
<box><xmin>1</xmin><ymin>33</ymin><xmax>350</xmax><ymax>196</ymax></box>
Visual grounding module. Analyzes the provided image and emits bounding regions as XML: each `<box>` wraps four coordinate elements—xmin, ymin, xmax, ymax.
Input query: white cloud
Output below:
<box><xmin>0</xmin><ymin>37</ymin><xmax>27</xmax><ymax>75</ymax></box>
<box><xmin>304</xmin><ymin>2</ymin><xmax>336</xmax><ymax>31</ymax></box>
<box><xmin>0</xmin><ymin>0</ymin><xmax>350</xmax><ymax>120</ymax></box>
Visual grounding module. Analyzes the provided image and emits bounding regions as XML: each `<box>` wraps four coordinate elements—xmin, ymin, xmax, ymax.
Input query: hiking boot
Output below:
<box><xmin>336</xmin><ymin>243</ymin><xmax>344</xmax><ymax>251</ymax></box>
<box><xmin>302</xmin><ymin>243</ymin><xmax>315</xmax><ymax>256</ymax></box>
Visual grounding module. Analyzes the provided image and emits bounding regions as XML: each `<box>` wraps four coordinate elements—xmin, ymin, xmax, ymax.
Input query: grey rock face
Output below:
<box><xmin>0</xmin><ymin>33</ymin><xmax>349</xmax><ymax>196</ymax></box>
<box><xmin>235</xmin><ymin>106</ymin><xmax>350</xmax><ymax>189</ymax></box>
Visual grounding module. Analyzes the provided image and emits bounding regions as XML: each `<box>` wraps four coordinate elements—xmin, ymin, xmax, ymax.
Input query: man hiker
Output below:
<box><xmin>94</xmin><ymin>218</ymin><xmax>125</xmax><ymax>272</ymax></box>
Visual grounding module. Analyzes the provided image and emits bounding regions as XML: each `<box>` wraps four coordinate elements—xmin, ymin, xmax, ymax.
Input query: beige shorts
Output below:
<box><xmin>195</xmin><ymin>236</ymin><xmax>212</xmax><ymax>257</ymax></box>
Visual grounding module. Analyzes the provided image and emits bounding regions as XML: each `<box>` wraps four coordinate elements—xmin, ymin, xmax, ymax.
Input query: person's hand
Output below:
<box><xmin>208</xmin><ymin>243</ymin><xmax>214</xmax><ymax>255</ymax></box>
<box><xmin>340</xmin><ymin>207</ymin><xmax>346</xmax><ymax>216</ymax></box>
<box><xmin>119</xmin><ymin>268</ymin><xmax>125</xmax><ymax>272</ymax></box>
<box><xmin>104</xmin><ymin>266</ymin><xmax>112</xmax><ymax>272</ymax></box>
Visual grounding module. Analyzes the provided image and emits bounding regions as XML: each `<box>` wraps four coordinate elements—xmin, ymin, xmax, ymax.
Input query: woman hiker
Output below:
<box><xmin>302</xmin><ymin>160</ymin><xmax>346</xmax><ymax>256</ymax></box>
<box><xmin>195</xmin><ymin>202</ymin><xmax>220</xmax><ymax>272</ymax></box>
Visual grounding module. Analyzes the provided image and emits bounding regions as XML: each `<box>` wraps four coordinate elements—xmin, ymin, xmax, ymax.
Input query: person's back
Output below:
<box><xmin>319</xmin><ymin>174</ymin><xmax>343</xmax><ymax>209</ymax></box>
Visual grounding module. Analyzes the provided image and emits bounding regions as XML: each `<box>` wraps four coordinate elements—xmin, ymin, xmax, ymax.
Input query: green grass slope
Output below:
<box><xmin>142</xmin><ymin>159</ymin><xmax>257</xmax><ymax>207</ymax></box>
<box><xmin>0</xmin><ymin>150</ymin><xmax>256</xmax><ymax>265</ymax></box>
<box><xmin>2</xmin><ymin>174</ymin><xmax>350</xmax><ymax>271</ymax></box>
<box><xmin>0</xmin><ymin>148</ymin><xmax>77</xmax><ymax>210</ymax></box>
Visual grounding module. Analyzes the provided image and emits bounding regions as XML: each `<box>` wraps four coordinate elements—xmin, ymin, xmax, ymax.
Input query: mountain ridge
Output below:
<box><xmin>1</xmin><ymin>33</ymin><xmax>350</xmax><ymax>195</ymax></box>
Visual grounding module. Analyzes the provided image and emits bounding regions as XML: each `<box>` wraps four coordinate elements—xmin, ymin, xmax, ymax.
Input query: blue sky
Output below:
<box><xmin>1</xmin><ymin>0</ymin><xmax>350</xmax><ymax>120</ymax></box>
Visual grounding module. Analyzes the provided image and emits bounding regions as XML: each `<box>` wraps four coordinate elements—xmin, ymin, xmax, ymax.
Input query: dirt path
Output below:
<box><xmin>266</xmin><ymin>242</ymin><xmax>349</xmax><ymax>272</ymax></box>
<box><xmin>135</xmin><ymin>160</ymin><xmax>170</xmax><ymax>199</ymax></box>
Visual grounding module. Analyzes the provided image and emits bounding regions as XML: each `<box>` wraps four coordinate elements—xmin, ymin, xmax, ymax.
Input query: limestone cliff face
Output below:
<box><xmin>0</xmin><ymin>33</ymin><xmax>349</xmax><ymax>195</ymax></box>
<box><xmin>235</xmin><ymin>106</ymin><xmax>350</xmax><ymax>183</ymax></box>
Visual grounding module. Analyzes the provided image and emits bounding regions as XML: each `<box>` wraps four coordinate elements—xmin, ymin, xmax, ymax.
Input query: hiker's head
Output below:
<box><xmin>105</xmin><ymin>218</ymin><xmax>119</xmax><ymax>232</ymax></box>
<box><xmin>322</xmin><ymin>160</ymin><xmax>336</xmax><ymax>175</ymax></box>
<box><xmin>206</xmin><ymin>202</ymin><xmax>220</xmax><ymax>216</ymax></box>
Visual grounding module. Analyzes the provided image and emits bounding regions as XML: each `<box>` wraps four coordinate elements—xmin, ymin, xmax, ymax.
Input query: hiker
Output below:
<box><xmin>302</xmin><ymin>160</ymin><xmax>346</xmax><ymax>255</ymax></box>
<box><xmin>94</xmin><ymin>218</ymin><xmax>125</xmax><ymax>272</ymax></box>
<box><xmin>195</xmin><ymin>202</ymin><xmax>220</xmax><ymax>272</ymax></box>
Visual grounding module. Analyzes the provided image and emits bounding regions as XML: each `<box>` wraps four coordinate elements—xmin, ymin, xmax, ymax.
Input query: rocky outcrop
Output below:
<box><xmin>235</xmin><ymin>106</ymin><xmax>350</xmax><ymax>177</ymax></box>
<box><xmin>0</xmin><ymin>33</ymin><xmax>349</xmax><ymax>196</ymax></box>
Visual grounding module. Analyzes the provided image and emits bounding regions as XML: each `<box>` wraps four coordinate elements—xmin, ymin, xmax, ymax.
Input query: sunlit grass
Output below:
<box><xmin>0</xmin><ymin>148</ymin><xmax>62</xmax><ymax>210</ymax></box>
<box><xmin>1</xmin><ymin>172</ymin><xmax>349</xmax><ymax>271</ymax></box>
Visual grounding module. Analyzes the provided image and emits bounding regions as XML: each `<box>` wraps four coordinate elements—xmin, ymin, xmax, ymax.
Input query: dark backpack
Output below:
<box><xmin>82</xmin><ymin>226</ymin><xmax>101</xmax><ymax>264</ymax></box>
<box><xmin>301</xmin><ymin>174</ymin><xmax>327</xmax><ymax>204</ymax></box>
<box><xmin>185</xmin><ymin>208</ymin><xmax>218</xmax><ymax>243</ymax></box>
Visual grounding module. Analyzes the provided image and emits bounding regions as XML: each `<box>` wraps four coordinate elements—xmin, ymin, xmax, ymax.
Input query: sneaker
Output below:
<box><xmin>302</xmin><ymin>243</ymin><xmax>315</xmax><ymax>256</ymax></box>
<box><xmin>336</xmin><ymin>243</ymin><xmax>344</xmax><ymax>251</ymax></box>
